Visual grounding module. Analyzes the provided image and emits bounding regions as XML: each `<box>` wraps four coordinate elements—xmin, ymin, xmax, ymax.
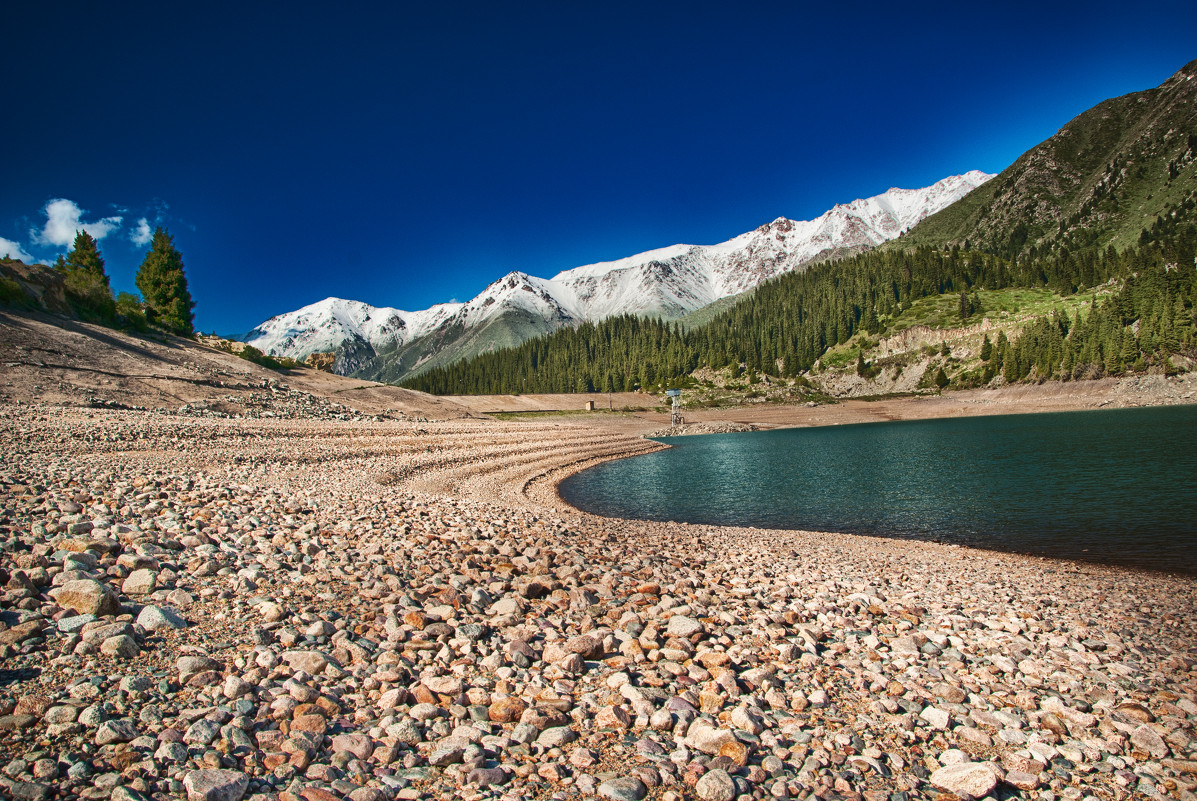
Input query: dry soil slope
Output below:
<box><xmin>0</xmin><ymin>308</ymin><xmax>473</xmax><ymax>421</ymax></box>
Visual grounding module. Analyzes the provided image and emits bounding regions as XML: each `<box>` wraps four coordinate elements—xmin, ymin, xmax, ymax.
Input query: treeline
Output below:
<box><xmin>403</xmin><ymin>222</ymin><xmax>1196</xmax><ymax>395</ymax></box>
<box><xmin>987</xmin><ymin>242</ymin><xmax>1196</xmax><ymax>382</ymax></box>
<box><xmin>0</xmin><ymin>228</ymin><xmax>195</xmax><ymax>336</ymax></box>
<box><xmin>406</xmin><ymin>315</ymin><xmax>695</xmax><ymax>395</ymax></box>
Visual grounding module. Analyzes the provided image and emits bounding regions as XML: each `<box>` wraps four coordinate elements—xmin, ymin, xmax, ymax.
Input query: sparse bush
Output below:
<box><xmin>0</xmin><ymin>276</ymin><xmax>29</xmax><ymax>307</ymax></box>
<box><xmin>855</xmin><ymin>351</ymin><xmax>880</xmax><ymax>379</ymax></box>
<box><xmin>115</xmin><ymin>292</ymin><xmax>149</xmax><ymax>332</ymax></box>
<box><xmin>237</xmin><ymin>345</ymin><xmax>299</xmax><ymax>371</ymax></box>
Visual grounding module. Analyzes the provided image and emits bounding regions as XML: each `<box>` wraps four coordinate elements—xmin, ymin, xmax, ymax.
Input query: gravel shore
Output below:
<box><xmin>1</xmin><ymin>399</ymin><xmax>1194</xmax><ymax>801</ymax></box>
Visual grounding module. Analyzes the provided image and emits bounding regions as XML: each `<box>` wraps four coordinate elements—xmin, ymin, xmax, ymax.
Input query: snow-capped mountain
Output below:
<box><xmin>244</xmin><ymin>171</ymin><xmax>992</xmax><ymax>378</ymax></box>
<box><xmin>530</xmin><ymin>170</ymin><xmax>994</xmax><ymax>322</ymax></box>
<box><xmin>244</xmin><ymin>298</ymin><xmax>462</xmax><ymax>373</ymax></box>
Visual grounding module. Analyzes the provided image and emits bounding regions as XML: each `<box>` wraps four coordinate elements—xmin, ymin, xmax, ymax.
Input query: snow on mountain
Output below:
<box><xmin>244</xmin><ymin>297</ymin><xmax>462</xmax><ymax>362</ymax></box>
<box><xmin>517</xmin><ymin>170</ymin><xmax>995</xmax><ymax>323</ymax></box>
<box><xmin>244</xmin><ymin>171</ymin><xmax>992</xmax><ymax>373</ymax></box>
<box><xmin>456</xmin><ymin>272</ymin><xmax>579</xmax><ymax>329</ymax></box>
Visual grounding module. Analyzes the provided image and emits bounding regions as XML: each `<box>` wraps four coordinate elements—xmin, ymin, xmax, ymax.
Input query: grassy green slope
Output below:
<box><xmin>893</xmin><ymin>58</ymin><xmax>1197</xmax><ymax>257</ymax></box>
<box><xmin>673</xmin><ymin>292</ymin><xmax>749</xmax><ymax>331</ymax></box>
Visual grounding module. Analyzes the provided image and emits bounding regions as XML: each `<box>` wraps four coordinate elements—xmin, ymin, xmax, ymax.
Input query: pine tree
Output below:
<box><xmin>59</xmin><ymin>231</ymin><xmax>115</xmax><ymax>320</ymax></box>
<box><xmin>1003</xmin><ymin>348</ymin><xmax>1020</xmax><ymax>383</ymax></box>
<box><xmin>135</xmin><ymin>227</ymin><xmax>195</xmax><ymax>335</ymax></box>
<box><xmin>63</xmin><ymin>230</ymin><xmax>108</xmax><ymax>282</ymax></box>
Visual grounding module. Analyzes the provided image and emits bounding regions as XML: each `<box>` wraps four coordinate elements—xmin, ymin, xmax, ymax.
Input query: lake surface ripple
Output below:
<box><xmin>559</xmin><ymin>405</ymin><xmax>1197</xmax><ymax>574</ymax></box>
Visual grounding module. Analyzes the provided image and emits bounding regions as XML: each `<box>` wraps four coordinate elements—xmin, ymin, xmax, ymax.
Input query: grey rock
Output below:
<box><xmin>9</xmin><ymin>782</ymin><xmax>52</xmax><ymax>801</ymax></box>
<box><xmin>111</xmin><ymin>787</ymin><xmax>152</xmax><ymax>801</ymax></box>
<box><xmin>122</xmin><ymin>568</ymin><xmax>157</xmax><ymax>595</ymax></box>
<box><xmin>666</xmin><ymin>615</ymin><xmax>704</xmax><ymax>638</ymax></box>
<box><xmin>156</xmin><ymin>741</ymin><xmax>189</xmax><ymax>763</ymax></box>
<box><xmin>57</xmin><ymin>614</ymin><xmax>96</xmax><ymax>633</ymax></box>
<box><xmin>95</xmin><ymin>718</ymin><xmax>139</xmax><ymax>745</ymax></box>
<box><xmin>511</xmin><ymin>722</ymin><xmax>538</xmax><ymax>744</ymax></box>
<box><xmin>387</xmin><ymin>719</ymin><xmax>423</xmax><ymax>745</ymax></box>
<box><xmin>136</xmin><ymin>605</ymin><xmax>187</xmax><ymax>632</ymax></box>
<box><xmin>77</xmin><ymin>705</ymin><xmax>108</xmax><ymax>728</ymax></box>
<box><xmin>695</xmin><ymin>768</ymin><xmax>736</xmax><ymax>801</ymax></box>
<box><xmin>536</xmin><ymin>726</ymin><xmax>578</xmax><ymax>748</ymax></box>
<box><xmin>181</xmin><ymin>769</ymin><xmax>248</xmax><ymax>801</ymax></box>
<box><xmin>184</xmin><ymin>718</ymin><xmax>222</xmax><ymax>746</ymax></box>
<box><xmin>598</xmin><ymin>776</ymin><xmax>648</xmax><ymax>801</ymax></box>
<box><xmin>428</xmin><ymin>745</ymin><xmax>464</xmax><ymax>766</ymax></box>
<box><xmin>43</xmin><ymin>706</ymin><xmax>78</xmax><ymax>725</ymax></box>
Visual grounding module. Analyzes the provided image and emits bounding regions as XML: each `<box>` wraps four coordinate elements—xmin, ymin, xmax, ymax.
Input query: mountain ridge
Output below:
<box><xmin>245</xmin><ymin>171</ymin><xmax>992</xmax><ymax>379</ymax></box>
<box><xmin>894</xmin><ymin>59</ymin><xmax>1197</xmax><ymax>256</ymax></box>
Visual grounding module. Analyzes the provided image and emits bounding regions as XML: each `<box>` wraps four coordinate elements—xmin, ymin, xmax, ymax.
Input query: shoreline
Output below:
<box><xmin>530</xmin><ymin>379</ymin><xmax>1197</xmax><ymax>580</ymax></box>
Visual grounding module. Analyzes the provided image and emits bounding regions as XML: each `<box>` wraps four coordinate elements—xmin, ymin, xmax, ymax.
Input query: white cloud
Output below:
<box><xmin>31</xmin><ymin>198</ymin><xmax>122</xmax><ymax>248</ymax></box>
<box><xmin>131</xmin><ymin>217</ymin><xmax>153</xmax><ymax>247</ymax></box>
<box><xmin>0</xmin><ymin>236</ymin><xmax>35</xmax><ymax>263</ymax></box>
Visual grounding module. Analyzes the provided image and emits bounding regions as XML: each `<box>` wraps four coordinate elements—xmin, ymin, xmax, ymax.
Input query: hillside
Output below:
<box><xmin>0</xmin><ymin>261</ymin><xmax>474</xmax><ymax>421</ymax></box>
<box><xmin>895</xmin><ymin>59</ymin><xmax>1197</xmax><ymax>256</ymax></box>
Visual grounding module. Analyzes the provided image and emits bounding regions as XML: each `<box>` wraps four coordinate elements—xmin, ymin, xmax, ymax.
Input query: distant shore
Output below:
<box><xmin>444</xmin><ymin>371</ymin><xmax>1197</xmax><ymax>439</ymax></box>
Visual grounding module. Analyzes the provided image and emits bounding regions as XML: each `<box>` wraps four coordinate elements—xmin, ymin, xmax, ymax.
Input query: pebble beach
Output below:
<box><xmin>1</xmin><ymin>399</ymin><xmax>1195</xmax><ymax>801</ymax></box>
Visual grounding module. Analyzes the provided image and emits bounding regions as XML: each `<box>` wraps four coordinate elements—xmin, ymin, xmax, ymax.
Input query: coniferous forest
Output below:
<box><xmin>403</xmin><ymin>209</ymin><xmax>1196</xmax><ymax>396</ymax></box>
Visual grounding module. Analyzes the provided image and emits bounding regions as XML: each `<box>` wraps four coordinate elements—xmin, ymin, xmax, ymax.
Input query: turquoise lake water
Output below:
<box><xmin>559</xmin><ymin>405</ymin><xmax>1197</xmax><ymax>574</ymax></box>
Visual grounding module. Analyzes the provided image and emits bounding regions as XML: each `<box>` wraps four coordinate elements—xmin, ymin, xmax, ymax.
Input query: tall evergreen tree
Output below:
<box><xmin>63</xmin><ymin>230</ymin><xmax>108</xmax><ymax>282</ymax></box>
<box><xmin>933</xmin><ymin>366</ymin><xmax>950</xmax><ymax>392</ymax></box>
<box><xmin>58</xmin><ymin>230</ymin><xmax>115</xmax><ymax>320</ymax></box>
<box><xmin>136</xmin><ymin>227</ymin><xmax>195</xmax><ymax>335</ymax></box>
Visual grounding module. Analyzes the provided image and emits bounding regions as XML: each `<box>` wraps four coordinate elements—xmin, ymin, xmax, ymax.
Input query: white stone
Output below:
<box><xmin>930</xmin><ymin>762</ymin><xmax>999</xmax><ymax>797</ymax></box>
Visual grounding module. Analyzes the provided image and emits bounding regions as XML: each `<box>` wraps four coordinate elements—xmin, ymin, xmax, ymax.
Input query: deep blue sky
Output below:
<box><xmin>3</xmin><ymin>2</ymin><xmax>1195</xmax><ymax>335</ymax></box>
